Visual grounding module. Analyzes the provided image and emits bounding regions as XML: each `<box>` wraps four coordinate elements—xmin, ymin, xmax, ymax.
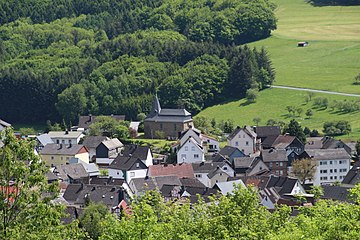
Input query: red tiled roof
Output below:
<box><xmin>148</xmin><ymin>163</ymin><xmax>195</xmax><ymax>179</ymax></box>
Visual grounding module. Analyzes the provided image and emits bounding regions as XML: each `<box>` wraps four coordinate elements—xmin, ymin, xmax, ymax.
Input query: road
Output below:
<box><xmin>268</xmin><ymin>85</ymin><xmax>360</xmax><ymax>98</ymax></box>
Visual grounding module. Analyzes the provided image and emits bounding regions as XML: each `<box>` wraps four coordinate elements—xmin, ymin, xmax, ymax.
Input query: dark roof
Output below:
<box><xmin>108</xmin><ymin>155</ymin><xmax>147</xmax><ymax>171</ymax></box>
<box><xmin>63</xmin><ymin>184</ymin><xmax>129</xmax><ymax>207</ymax></box>
<box><xmin>321</xmin><ymin>185</ymin><xmax>352</xmax><ymax>202</ymax></box>
<box><xmin>271</xmin><ymin>135</ymin><xmax>298</xmax><ymax>149</ymax></box>
<box><xmin>83</xmin><ymin>136</ymin><xmax>109</xmax><ymax>149</ymax></box>
<box><xmin>61</xmin><ymin>206</ymin><xmax>80</xmax><ymax>224</ymax></box>
<box><xmin>89</xmin><ymin>176</ymin><xmax>125</xmax><ymax>186</ymax></box>
<box><xmin>233</xmin><ymin>157</ymin><xmax>256</xmax><ymax>168</ymax></box>
<box><xmin>183</xmin><ymin>186</ymin><xmax>218</xmax><ymax>203</ymax></box>
<box><xmin>261</xmin><ymin>135</ymin><xmax>280</xmax><ymax>149</ymax></box>
<box><xmin>179</xmin><ymin>127</ymin><xmax>201</xmax><ymax>139</ymax></box>
<box><xmin>40</xmin><ymin>144</ymin><xmax>86</xmax><ymax>155</ymax></box>
<box><xmin>46</xmin><ymin>171</ymin><xmax>59</xmax><ymax>182</ymax></box>
<box><xmin>55</xmin><ymin>164</ymin><xmax>89</xmax><ymax>181</ymax></box>
<box><xmin>254</xmin><ymin>126</ymin><xmax>281</xmax><ymax>138</ymax></box>
<box><xmin>261</xmin><ymin>149</ymin><xmax>287</xmax><ymax>162</ymax></box>
<box><xmin>123</xmin><ymin>145</ymin><xmax>150</xmax><ymax>160</ymax></box>
<box><xmin>78</xmin><ymin>115</ymin><xmax>125</xmax><ymax>129</ymax></box>
<box><xmin>148</xmin><ymin>163</ymin><xmax>194</xmax><ymax>178</ymax></box>
<box><xmin>219</xmin><ymin>146</ymin><xmax>239</xmax><ymax>157</ymax></box>
<box><xmin>227</xmin><ymin>126</ymin><xmax>256</xmax><ymax>141</ymax></box>
<box><xmin>306</xmin><ymin>149</ymin><xmax>350</xmax><ymax>160</ymax></box>
<box><xmin>342</xmin><ymin>161</ymin><xmax>360</xmax><ymax>185</ymax></box>
<box><xmin>207</xmin><ymin>167</ymin><xmax>230</xmax><ymax>179</ymax></box>
<box><xmin>192</xmin><ymin>161</ymin><xmax>230</xmax><ymax>173</ymax></box>
<box><xmin>179</xmin><ymin>178</ymin><xmax>206</xmax><ymax>188</ymax></box>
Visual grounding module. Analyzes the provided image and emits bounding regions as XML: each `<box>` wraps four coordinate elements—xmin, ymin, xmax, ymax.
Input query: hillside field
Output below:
<box><xmin>198</xmin><ymin>0</ymin><xmax>360</xmax><ymax>140</ymax></box>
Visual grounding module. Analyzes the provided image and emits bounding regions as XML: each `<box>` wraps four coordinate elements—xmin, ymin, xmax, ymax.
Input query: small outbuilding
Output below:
<box><xmin>297</xmin><ymin>41</ymin><xmax>309</xmax><ymax>47</ymax></box>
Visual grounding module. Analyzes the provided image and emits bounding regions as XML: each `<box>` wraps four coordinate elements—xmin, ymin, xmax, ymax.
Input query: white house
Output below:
<box><xmin>179</xmin><ymin>127</ymin><xmax>202</xmax><ymax>146</ymax></box>
<box><xmin>227</xmin><ymin>126</ymin><xmax>258</xmax><ymax>156</ymax></box>
<box><xmin>178</xmin><ymin>127</ymin><xmax>220</xmax><ymax>154</ymax></box>
<box><xmin>48</xmin><ymin>131</ymin><xmax>84</xmax><ymax>145</ymax></box>
<box><xmin>107</xmin><ymin>155</ymin><xmax>148</xmax><ymax>183</ymax></box>
<box><xmin>177</xmin><ymin>137</ymin><xmax>205</xmax><ymax>164</ymax></box>
<box><xmin>192</xmin><ymin>161</ymin><xmax>235</xmax><ymax>188</ymax></box>
<box><xmin>202</xmin><ymin>134</ymin><xmax>220</xmax><ymax>153</ymax></box>
<box><xmin>306</xmin><ymin>149</ymin><xmax>351</xmax><ymax>186</ymax></box>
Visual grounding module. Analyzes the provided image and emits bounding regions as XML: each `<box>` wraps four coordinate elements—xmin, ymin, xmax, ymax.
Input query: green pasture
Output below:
<box><xmin>198</xmin><ymin>88</ymin><xmax>360</xmax><ymax>141</ymax></box>
<box><xmin>248</xmin><ymin>0</ymin><xmax>360</xmax><ymax>93</ymax></box>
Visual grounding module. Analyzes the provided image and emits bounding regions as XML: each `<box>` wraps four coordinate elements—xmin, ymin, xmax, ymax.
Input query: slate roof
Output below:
<box><xmin>108</xmin><ymin>155</ymin><xmax>147</xmax><ymax>171</ymax></box>
<box><xmin>55</xmin><ymin>164</ymin><xmax>89</xmax><ymax>181</ymax></box>
<box><xmin>63</xmin><ymin>184</ymin><xmax>128</xmax><ymax>207</ymax></box>
<box><xmin>101</xmin><ymin>138</ymin><xmax>123</xmax><ymax>150</ymax></box>
<box><xmin>233</xmin><ymin>157</ymin><xmax>256</xmax><ymax>168</ymax></box>
<box><xmin>218</xmin><ymin>146</ymin><xmax>240</xmax><ymax>157</ymax></box>
<box><xmin>78</xmin><ymin>115</ymin><xmax>125</xmax><ymax>129</ymax></box>
<box><xmin>261</xmin><ymin>149</ymin><xmax>287</xmax><ymax>162</ymax></box>
<box><xmin>89</xmin><ymin>176</ymin><xmax>125</xmax><ymax>186</ymax></box>
<box><xmin>130</xmin><ymin>176</ymin><xmax>182</xmax><ymax>194</ymax></box>
<box><xmin>48</xmin><ymin>131</ymin><xmax>83</xmax><ymax>139</ymax></box>
<box><xmin>254</xmin><ymin>126</ymin><xmax>281</xmax><ymax>138</ymax></box>
<box><xmin>83</xmin><ymin>136</ymin><xmax>109</xmax><ymax>149</ymax></box>
<box><xmin>179</xmin><ymin>178</ymin><xmax>206</xmax><ymax>188</ymax></box>
<box><xmin>342</xmin><ymin>161</ymin><xmax>360</xmax><ymax>185</ymax></box>
<box><xmin>261</xmin><ymin>135</ymin><xmax>280</xmax><ymax>149</ymax></box>
<box><xmin>36</xmin><ymin>134</ymin><xmax>54</xmax><ymax>146</ymax></box>
<box><xmin>148</xmin><ymin>163</ymin><xmax>194</xmax><ymax>178</ymax></box>
<box><xmin>207</xmin><ymin>167</ymin><xmax>230</xmax><ymax>179</ymax></box>
<box><xmin>271</xmin><ymin>135</ymin><xmax>297</xmax><ymax>149</ymax></box>
<box><xmin>306</xmin><ymin>149</ymin><xmax>350</xmax><ymax>160</ymax></box>
<box><xmin>321</xmin><ymin>185</ymin><xmax>352</xmax><ymax>202</ymax></box>
<box><xmin>227</xmin><ymin>126</ymin><xmax>257</xmax><ymax>141</ymax></box>
<box><xmin>40</xmin><ymin>144</ymin><xmax>87</xmax><ymax>155</ymax></box>
<box><xmin>179</xmin><ymin>127</ymin><xmax>201</xmax><ymax>139</ymax></box>
<box><xmin>192</xmin><ymin>161</ymin><xmax>230</xmax><ymax>173</ymax></box>
<box><xmin>123</xmin><ymin>145</ymin><xmax>150</xmax><ymax>160</ymax></box>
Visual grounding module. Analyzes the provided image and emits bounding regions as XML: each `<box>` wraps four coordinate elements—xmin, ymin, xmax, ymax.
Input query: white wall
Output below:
<box><xmin>180</xmin><ymin>130</ymin><xmax>201</xmax><ymax>146</ymax></box>
<box><xmin>126</xmin><ymin>169</ymin><xmax>148</xmax><ymax>184</ymax></box>
<box><xmin>177</xmin><ymin>140</ymin><xmax>204</xmax><ymax>164</ymax></box>
<box><xmin>194</xmin><ymin>173</ymin><xmax>211</xmax><ymax>187</ymax></box>
<box><xmin>228</xmin><ymin>129</ymin><xmax>255</xmax><ymax>155</ymax></box>
<box><xmin>108</xmin><ymin>169</ymin><xmax>125</xmax><ymax>179</ymax></box>
<box><xmin>75</xmin><ymin>152</ymin><xmax>89</xmax><ymax>164</ymax></box>
<box><xmin>312</xmin><ymin>159</ymin><xmax>351</xmax><ymax>186</ymax></box>
<box><xmin>143</xmin><ymin>149</ymin><xmax>153</xmax><ymax>167</ymax></box>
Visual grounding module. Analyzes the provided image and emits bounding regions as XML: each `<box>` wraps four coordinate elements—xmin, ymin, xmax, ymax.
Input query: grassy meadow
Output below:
<box><xmin>198</xmin><ymin>0</ymin><xmax>360</xmax><ymax>140</ymax></box>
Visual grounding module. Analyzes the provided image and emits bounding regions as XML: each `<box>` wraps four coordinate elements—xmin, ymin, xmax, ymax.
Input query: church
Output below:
<box><xmin>144</xmin><ymin>95</ymin><xmax>193</xmax><ymax>139</ymax></box>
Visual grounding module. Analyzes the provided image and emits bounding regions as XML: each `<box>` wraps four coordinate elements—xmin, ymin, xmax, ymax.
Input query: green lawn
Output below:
<box><xmin>198</xmin><ymin>88</ymin><xmax>360</xmax><ymax>141</ymax></box>
<box><xmin>248</xmin><ymin>0</ymin><xmax>360</xmax><ymax>93</ymax></box>
<box><xmin>198</xmin><ymin>0</ymin><xmax>360</xmax><ymax>140</ymax></box>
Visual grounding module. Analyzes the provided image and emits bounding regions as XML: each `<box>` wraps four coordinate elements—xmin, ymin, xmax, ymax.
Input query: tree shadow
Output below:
<box><xmin>306</xmin><ymin>0</ymin><xmax>360</xmax><ymax>7</ymax></box>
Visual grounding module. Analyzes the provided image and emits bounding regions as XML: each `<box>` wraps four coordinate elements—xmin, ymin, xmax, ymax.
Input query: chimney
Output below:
<box><xmin>88</xmin><ymin>114</ymin><xmax>92</xmax><ymax>122</ymax></box>
<box><xmin>59</xmin><ymin>143</ymin><xmax>63</xmax><ymax>149</ymax></box>
<box><xmin>65</xmin><ymin>129</ymin><xmax>69</xmax><ymax>135</ymax></box>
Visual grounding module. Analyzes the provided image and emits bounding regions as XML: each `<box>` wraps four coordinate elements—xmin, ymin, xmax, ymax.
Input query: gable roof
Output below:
<box><xmin>48</xmin><ymin>131</ymin><xmax>83</xmax><ymax>139</ymax></box>
<box><xmin>261</xmin><ymin>149</ymin><xmax>287</xmax><ymax>162</ymax></box>
<box><xmin>207</xmin><ymin>167</ymin><xmax>230</xmax><ymax>179</ymax></box>
<box><xmin>254</xmin><ymin>126</ymin><xmax>281</xmax><ymax>138</ymax></box>
<box><xmin>219</xmin><ymin>146</ymin><xmax>241</xmax><ymax>157</ymax></box>
<box><xmin>321</xmin><ymin>185</ymin><xmax>352</xmax><ymax>202</ymax></box>
<box><xmin>108</xmin><ymin>155</ymin><xmax>147</xmax><ymax>171</ymax></box>
<box><xmin>123</xmin><ymin>145</ymin><xmax>151</xmax><ymax>160</ymax></box>
<box><xmin>78</xmin><ymin>115</ymin><xmax>125</xmax><ymax>129</ymax></box>
<box><xmin>130</xmin><ymin>176</ymin><xmax>183</xmax><ymax>194</ymax></box>
<box><xmin>227</xmin><ymin>126</ymin><xmax>257</xmax><ymax>141</ymax></box>
<box><xmin>305</xmin><ymin>149</ymin><xmax>350</xmax><ymax>160</ymax></box>
<box><xmin>101</xmin><ymin>138</ymin><xmax>123</xmax><ymax>150</ymax></box>
<box><xmin>36</xmin><ymin>134</ymin><xmax>54</xmax><ymax>146</ymax></box>
<box><xmin>271</xmin><ymin>135</ymin><xmax>298</xmax><ymax>149</ymax></box>
<box><xmin>215</xmin><ymin>179</ymin><xmax>246</xmax><ymax>195</ymax></box>
<box><xmin>40</xmin><ymin>144</ymin><xmax>87</xmax><ymax>155</ymax></box>
<box><xmin>148</xmin><ymin>163</ymin><xmax>194</xmax><ymax>178</ymax></box>
<box><xmin>89</xmin><ymin>176</ymin><xmax>125</xmax><ymax>186</ymax></box>
<box><xmin>192</xmin><ymin>161</ymin><xmax>231</xmax><ymax>173</ymax></box>
<box><xmin>0</xmin><ymin>119</ymin><xmax>11</xmax><ymax>128</ymax></box>
<box><xmin>342</xmin><ymin>161</ymin><xmax>360</xmax><ymax>185</ymax></box>
<box><xmin>83</xmin><ymin>136</ymin><xmax>109</xmax><ymax>149</ymax></box>
<box><xmin>178</xmin><ymin>137</ymin><xmax>203</xmax><ymax>152</ymax></box>
<box><xmin>54</xmin><ymin>164</ymin><xmax>89</xmax><ymax>181</ymax></box>
<box><xmin>179</xmin><ymin>127</ymin><xmax>201</xmax><ymax>139</ymax></box>
<box><xmin>179</xmin><ymin>178</ymin><xmax>206</xmax><ymax>188</ymax></box>
<box><xmin>233</xmin><ymin>156</ymin><xmax>256</xmax><ymax>168</ymax></box>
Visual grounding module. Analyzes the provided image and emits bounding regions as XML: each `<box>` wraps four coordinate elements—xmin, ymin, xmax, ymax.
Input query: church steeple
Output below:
<box><xmin>152</xmin><ymin>93</ymin><xmax>161</xmax><ymax>114</ymax></box>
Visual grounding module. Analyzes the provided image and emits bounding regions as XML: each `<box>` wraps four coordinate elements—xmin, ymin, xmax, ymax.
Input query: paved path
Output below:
<box><xmin>268</xmin><ymin>85</ymin><xmax>360</xmax><ymax>97</ymax></box>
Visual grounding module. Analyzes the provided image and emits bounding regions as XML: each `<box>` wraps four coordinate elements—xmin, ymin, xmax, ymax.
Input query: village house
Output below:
<box><xmin>144</xmin><ymin>95</ymin><xmax>194</xmax><ymax>139</ymax></box>
<box><xmin>306</xmin><ymin>136</ymin><xmax>352</xmax><ymax>155</ymax></box>
<box><xmin>261</xmin><ymin>149</ymin><xmax>288</xmax><ymax>176</ymax></box>
<box><xmin>227</xmin><ymin>126</ymin><xmax>259</xmax><ymax>155</ymax></box>
<box><xmin>48</xmin><ymin>130</ymin><xmax>84</xmax><ymax>146</ymax></box>
<box><xmin>39</xmin><ymin>144</ymin><xmax>89</xmax><ymax>166</ymax></box>
<box><xmin>177</xmin><ymin>136</ymin><xmax>205</xmax><ymax>163</ymax></box>
<box><xmin>0</xmin><ymin>118</ymin><xmax>11</xmax><ymax>132</ymax></box>
<box><xmin>53</xmin><ymin>163</ymin><xmax>89</xmax><ymax>184</ymax></box>
<box><xmin>148</xmin><ymin>163</ymin><xmax>195</xmax><ymax>179</ymax></box>
<box><xmin>306</xmin><ymin>149</ymin><xmax>351</xmax><ymax>185</ymax></box>
<box><xmin>35</xmin><ymin>133</ymin><xmax>54</xmax><ymax>150</ymax></box>
<box><xmin>213</xmin><ymin>146</ymin><xmax>246</xmax><ymax>165</ymax></box>
<box><xmin>82</xmin><ymin>136</ymin><xmax>109</xmax><ymax>162</ymax></box>
<box><xmin>253</xmin><ymin>126</ymin><xmax>281</xmax><ymax>149</ymax></box>
<box><xmin>214</xmin><ymin>179</ymin><xmax>246</xmax><ymax>195</ymax></box>
<box><xmin>342</xmin><ymin>161</ymin><xmax>360</xmax><ymax>185</ymax></box>
<box><xmin>123</xmin><ymin>145</ymin><xmax>153</xmax><ymax>167</ymax></box>
<box><xmin>271</xmin><ymin>135</ymin><xmax>304</xmax><ymax>156</ymax></box>
<box><xmin>178</xmin><ymin>127</ymin><xmax>220</xmax><ymax>154</ymax></box>
<box><xmin>233</xmin><ymin>156</ymin><xmax>269</xmax><ymax>176</ymax></box>
<box><xmin>192</xmin><ymin>161</ymin><xmax>235</xmax><ymax>188</ymax></box>
<box><xmin>107</xmin><ymin>155</ymin><xmax>148</xmax><ymax>183</ymax></box>
<box><xmin>95</xmin><ymin>138</ymin><xmax>123</xmax><ymax>166</ymax></box>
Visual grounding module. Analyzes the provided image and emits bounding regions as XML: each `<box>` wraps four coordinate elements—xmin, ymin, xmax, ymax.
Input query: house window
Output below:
<box><xmin>235</xmin><ymin>142</ymin><xmax>239</xmax><ymax>146</ymax></box>
<box><xmin>117</xmin><ymin>172</ymin><xmax>120</xmax><ymax>175</ymax></box>
<box><xmin>334</xmin><ymin>169</ymin><xmax>337</xmax><ymax>173</ymax></box>
<box><xmin>339</xmin><ymin>160</ymin><xmax>344</xmax><ymax>164</ymax></box>
<box><xmin>223</xmin><ymin>167</ymin><xmax>227</xmax><ymax>170</ymax></box>
<box><xmin>245</xmin><ymin>141</ymin><xmax>249</xmax><ymax>146</ymax></box>
<box><xmin>330</xmin><ymin>169</ymin><xmax>333</xmax><ymax>173</ymax></box>
<box><xmin>51</xmin><ymin>156</ymin><xmax>54</xmax><ymax>160</ymax></box>
<box><xmin>56</xmin><ymin>140</ymin><xmax>59</xmax><ymax>144</ymax></box>
<box><xmin>185</xmin><ymin>146</ymin><xmax>188</xmax><ymax>151</ymax></box>
<box><xmin>334</xmin><ymin>176</ymin><xmax>337</xmax><ymax>180</ymax></box>
<box><xmin>160</xmin><ymin>124</ymin><xmax>163</xmax><ymax>130</ymax></box>
<box><xmin>62</xmin><ymin>140</ymin><xmax>65</xmax><ymax>144</ymax></box>
<box><xmin>280</xmin><ymin>162</ymin><xmax>283</xmax><ymax>167</ymax></box>
<box><xmin>130</xmin><ymin>172</ymin><xmax>135</xmax><ymax>177</ymax></box>
<box><xmin>320</xmin><ymin>161</ymin><xmax>327</xmax><ymax>165</ymax></box>
<box><xmin>275</xmin><ymin>170</ymin><xmax>279</xmax><ymax>175</ymax></box>
<box><xmin>191</xmin><ymin>146</ymin><xmax>195</xmax><ymax>151</ymax></box>
<box><xmin>320</xmin><ymin>170</ymin><xmax>328</xmax><ymax>174</ymax></box>
<box><xmin>195</xmin><ymin>174</ymin><xmax>201</xmax><ymax>178</ymax></box>
<box><xmin>339</xmin><ymin>176</ymin><xmax>343</xmax><ymax>180</ymax></box>
<box><xmin>280</xmin><ymin>170</ymin><xmax>283</xmax><ymax>175</ymax></box>
<box><xmin>194</xmin><ymin>154</ymin><xmax>199</xmax><ymax>159</ymax></box>
<box><xmin>61</xmin><ymin>157</ymin><xmax>63</xmax><ymax>160</ymax></box>
<box><xmin>69</xmin><ymin>140</ymin><xmax>72</xmax><ymax>144</ymax></box>
<box><xmin>181</xmin><ymin>154</ymin><xmax>186</xmax><ymax>160</ymax></box>
<box><xmin>136</xmin><ymin>163</ymin><xmax>140</xmax><ymax>168</ymax></box>
<box><xmin>330</xmin><ymin>161</ymin><xmax>333</xmax><ymax>165</ymax></box>
<box><xmin>276</xmin><ymin>162</ymin><xmax>279</xmax><ymax>166</ymax></box>
<box><xmin>330</xmin><ymin>176</ymin><xmax>333</xmax><ymax>180</ymax></box>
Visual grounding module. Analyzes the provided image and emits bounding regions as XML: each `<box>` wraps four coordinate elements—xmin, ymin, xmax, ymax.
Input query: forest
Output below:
<box><xmin>0</xmin><ymin>0</ymin><xmax>276</xmax><ymax>124</ymax></box>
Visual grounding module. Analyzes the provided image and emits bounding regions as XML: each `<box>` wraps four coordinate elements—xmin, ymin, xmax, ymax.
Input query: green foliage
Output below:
<box><xmin>19</xmin><ymin>127</ymin><xmax>36</xmax><ymax>136</ymax></box>
<box><xmin>89</xmin><ymin>116</ymin><xmax>129</xmax><ymax>139</ymax></box>
<box><xmin>323</xmin><ymin>120</ymin><xmax>351</xmax><ymax>136</ymax></box>
<box><xmin>80</xmin><ymin>203</ymin><xmax>110</xmax><ymax>240</ymax></box>
<box><xmin>246</xmin><ymin>88</ymin><xmax>258</xmax><ymax>103</ymax></box>
<box><xmin>283</xmin><ymin>119</ymin><xmax>306</xmax><ymax>143</ymax></box>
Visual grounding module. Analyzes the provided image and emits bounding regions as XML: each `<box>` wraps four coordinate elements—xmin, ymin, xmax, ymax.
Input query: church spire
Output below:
<box><xmin>152</xmin><ymin>93</ymin><xmax>161</xmax><ymax>114</ymax></box>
